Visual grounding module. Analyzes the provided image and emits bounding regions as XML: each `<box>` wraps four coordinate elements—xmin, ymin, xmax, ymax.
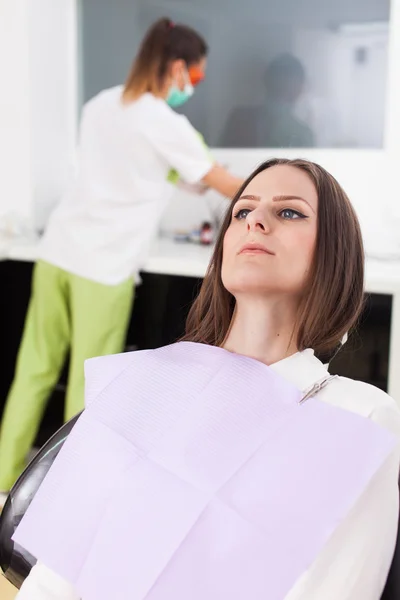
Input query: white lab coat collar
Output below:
<box><xmin>270</xmin><ymin>349</ymin><xmax>330</xmax><ymax>395</ymax></box>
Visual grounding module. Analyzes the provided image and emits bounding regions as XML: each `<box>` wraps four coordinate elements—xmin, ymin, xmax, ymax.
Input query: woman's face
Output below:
<box><xmin>222</xmin><ymin>165</ymin><xmax>318</xmax><ymax>301</ymax></box>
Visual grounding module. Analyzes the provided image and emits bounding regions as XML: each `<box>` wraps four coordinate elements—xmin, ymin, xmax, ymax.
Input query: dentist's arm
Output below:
<box><xmin>202</xmin><ymin>164</ymin><xmax>244</xmax><ymax>199</ymax></box>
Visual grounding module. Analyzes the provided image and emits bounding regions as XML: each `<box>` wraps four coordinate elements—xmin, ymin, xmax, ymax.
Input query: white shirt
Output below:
<box><xmin>16</xmin><ymin>349</ymin><xmax>400</xmax><ymax>599</ymax></box>
<box><xmin>38</xmin><ymin>89</ymin><xmax>213</xmax><ymax>285</ymax></box>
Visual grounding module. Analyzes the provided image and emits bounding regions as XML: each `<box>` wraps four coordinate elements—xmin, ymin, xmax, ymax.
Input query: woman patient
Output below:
<box><xmin>14</xmin><ymin>158</ymin><xmax>400</xmax><ymax>599</ymax></box>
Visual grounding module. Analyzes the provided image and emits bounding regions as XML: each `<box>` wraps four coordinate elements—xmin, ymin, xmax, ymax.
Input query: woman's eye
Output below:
<box><xmin>279</xmin><ymin>208</ymin><xmax>307</xmax><ymax>220</ymax></box>
<box><xmin>234</xmin><ymin>208</ymin><xmax>251</xmax><ymax>220</ymax></box>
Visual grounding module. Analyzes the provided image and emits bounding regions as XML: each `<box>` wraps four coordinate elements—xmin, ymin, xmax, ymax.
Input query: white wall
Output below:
<box><xmin>28</xmin><ymin>0</ymin><xmax>78</xmax><ymax>230</ymax></box>
<box><xmin>0</xmin><ymin>0</ymin><xmax>78</xmax><ymax>231</ymax></box>
<box><xmin>0</xmin><ymin>0</ymin><xmax>32</xmax><ymax>222</ymax></box>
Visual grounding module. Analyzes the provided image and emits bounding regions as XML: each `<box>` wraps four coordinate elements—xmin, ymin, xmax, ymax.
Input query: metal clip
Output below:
<box><xmin>299</xmin><ymin>374</ymin><xmax>338</xmax><ymax>405</ymax></box>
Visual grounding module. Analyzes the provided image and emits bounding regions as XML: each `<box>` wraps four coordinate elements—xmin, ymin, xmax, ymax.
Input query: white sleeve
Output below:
<box><xmin>145</xmin><ymin>111</ymin><xmax>213</xmax><ymax>184</ymax></box>
<box><xmin>285</xmin><ymin>403</ymin><xmax>400</xmax><ymax>600</ymax></box>
<box><xmin>16</xmin><ymin>564</ymin><xmax>79</xmax><ymax>600</ymax></box>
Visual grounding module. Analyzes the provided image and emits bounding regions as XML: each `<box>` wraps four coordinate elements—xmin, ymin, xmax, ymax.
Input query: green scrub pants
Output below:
<box><xmin>0</xmin><ymin>260</ymin><xmax>134</xmax><ymax>491</ymax></box>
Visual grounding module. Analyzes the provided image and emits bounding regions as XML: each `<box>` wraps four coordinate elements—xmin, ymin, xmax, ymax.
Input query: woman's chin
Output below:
<box><xmin>225</xmin><ymin>274</ymin><xmax>278</xmax><ymax>295</ymax></box>
<box><xmin>224</xmin><ymin>264</ymin><xmax>275</xmax><ymax>289</ymax></box>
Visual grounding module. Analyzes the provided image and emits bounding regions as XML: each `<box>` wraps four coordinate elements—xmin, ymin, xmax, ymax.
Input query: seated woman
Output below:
<box><xmin>13</xmin><ymin>158</ymin><xmax>400</xmax><ymax>600</ymax></box>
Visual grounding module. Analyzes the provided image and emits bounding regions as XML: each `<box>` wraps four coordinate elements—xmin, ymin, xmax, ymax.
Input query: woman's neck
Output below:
<box><xmin>222</xmin><ymin>296</ymin><xmax>299</xmax><ymax>366</ymax></box>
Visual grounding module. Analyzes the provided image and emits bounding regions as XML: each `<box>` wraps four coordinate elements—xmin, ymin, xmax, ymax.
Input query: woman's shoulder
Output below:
<box><xmin>321</xmin><ymin>375</ymin><xmax>400</xmax><ymax>438</ymax></box>
<box><xmin>134</xmin><ymin>94</ymin><xmax>198</xmax><ymax>134</ymax></box>
<box><xmin>132</xmin><ymin>93</ymin><xmax>183</xmax><ymax>118</ymax></box>
<box><xmin>84</xmin><ymin>350</ymin><xmax>148</xmax><ymax>407</ymax></box>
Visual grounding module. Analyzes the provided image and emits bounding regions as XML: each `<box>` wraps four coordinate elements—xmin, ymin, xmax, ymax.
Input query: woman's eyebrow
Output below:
<box><xmin>237</xmin><ymin>193</ymin><xmax>315</xmax><ymax>213</ymax></box>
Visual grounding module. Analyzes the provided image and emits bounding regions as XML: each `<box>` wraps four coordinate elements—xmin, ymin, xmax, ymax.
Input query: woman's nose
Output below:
<box><xmin>246</xmin><ymin>209</ymin><xmax>270</xmax><ymax>233</ymax></box>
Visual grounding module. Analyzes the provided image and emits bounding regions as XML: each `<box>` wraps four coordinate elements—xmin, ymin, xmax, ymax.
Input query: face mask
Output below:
<box><xmin>166</xmin><ymin>73</ymin><xmax>194</xmax><ymax>108</ymax></box>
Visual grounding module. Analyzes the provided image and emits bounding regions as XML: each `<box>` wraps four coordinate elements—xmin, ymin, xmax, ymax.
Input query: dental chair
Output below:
<box><xmin>0</xmin><ymin>413</ymin><xmax>80</xmax><ymax>589</ymax></box>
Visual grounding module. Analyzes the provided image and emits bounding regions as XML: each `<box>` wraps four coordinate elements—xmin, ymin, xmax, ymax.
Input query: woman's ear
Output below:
<box><xmin>169</xmin><ymin>59</ymin><xmax>186</xmax><ymax>88</ymax></box>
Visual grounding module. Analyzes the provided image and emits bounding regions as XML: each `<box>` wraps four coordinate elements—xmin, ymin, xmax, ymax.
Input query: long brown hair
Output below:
<box><xmin>123</xmin><ymin>18</ymin><xmax>208</xmax><ymax>102</ymax></box>
<box><xmin>183</xmin><ymin>158</ymin><xmax>365</xmax><ymax>356</ymax></box>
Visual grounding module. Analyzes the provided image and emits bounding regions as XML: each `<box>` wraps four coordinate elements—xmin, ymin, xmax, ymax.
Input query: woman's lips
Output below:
<box><xmin>239</xmin><ymin>243</ymin><xmax>275</xmax><ymax>255</ymax></box>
